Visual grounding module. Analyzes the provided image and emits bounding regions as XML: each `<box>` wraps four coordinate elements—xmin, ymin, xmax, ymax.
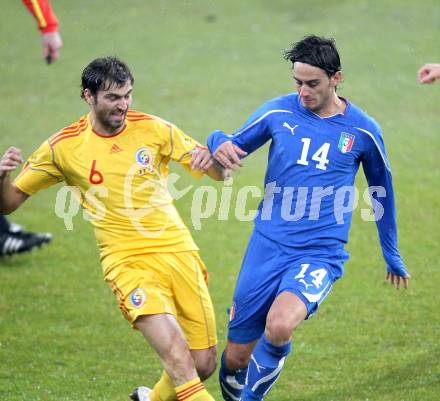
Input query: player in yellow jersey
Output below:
<box><xmin>0</xmin><ymin>56</ymin><xmax>226</xmax><ymax>401</ymax></box>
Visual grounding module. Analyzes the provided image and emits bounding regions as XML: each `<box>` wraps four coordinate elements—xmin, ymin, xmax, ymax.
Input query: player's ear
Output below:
<box><xmin>331</xmin><ymin>71</ymin><xmax>343</xmax><ymax>87</ymax></box>
<box><xmin>83</xmin><ymin>89</ymin><xmax>94</xmax><ymax>105</ymax></box>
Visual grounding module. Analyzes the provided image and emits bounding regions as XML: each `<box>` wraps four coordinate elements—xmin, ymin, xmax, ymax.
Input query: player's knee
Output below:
<box><xmin>225</xmin><ymin>348</ymin><xmax>251</xmax><ymax>370</ymax></box>
<box><xmin>265</xmin><ymin>317</ymin><xmax>295</xmax><ymax>345</ymax></box>
<box><xmin>196</xmin><ymin>355</ymin><xmax>217</xmax><ymax>381</ymax></box>
<box><xmin>194</xmin><ymin>347</ymin><xmax>217</xmax><ymax>381</ymax></box>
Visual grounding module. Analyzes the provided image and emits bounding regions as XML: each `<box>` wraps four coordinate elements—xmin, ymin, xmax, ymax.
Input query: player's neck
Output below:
<box><xmin>316</xmin><ymin>95</ymin><xmax>346</xmax><ymax>118</ymax></box>
<box><xmin>89</xmin><ymin>113</ymin><xmax>125</xmax><ymax>137</ymax></box>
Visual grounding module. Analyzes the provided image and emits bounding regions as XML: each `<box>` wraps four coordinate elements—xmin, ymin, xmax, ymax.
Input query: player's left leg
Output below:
<box><xmin>240</xmin><ymin>260</ymin><xmax>338</xmax><ymax>401</ymax></box>
<box><xmin>0</xmin><ymin>215</ymin><xmax>52</xmax><ymax>257</ymax></box>
<box><xmin>0</xmin><ymin>215</ymin><xmax>10</xmax><ymax>231</ymax></box>
<box><xmin>147</xmin><ymin>251</ymin><xmax>217</xmax><ymax>401</ymax></box>
<box><xmin>135</xmin><ymin>347</ymin><xmax>218</xmax><ymax>401</ymax></box>
<box><xmin>171</xmin><ymin>250</ymin><xmax>218</xmax><ymax>375</ymax></box>
<box><xmin>135</xmin><ymin>313</ymin><xmax>214</xmax><ymax>401</ymax></box>
<box><xmin>239</xmin><ymin>292</ymin><xmax>307</xmax><ymax>401</ymax></box>
<box><xmin>191</xmin><ymin>347</ymin><xmax>218</xmax><ymax>381</ymax></box>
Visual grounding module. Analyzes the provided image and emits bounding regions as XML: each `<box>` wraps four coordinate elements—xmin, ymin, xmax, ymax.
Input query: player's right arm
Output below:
<box><xmin>0</xmin><ymin>147</ymin><xmax>29</xmax><ymax>214</ymax></box>
<box><xmin>22</xmin><ymin>0</ymin><xmax>62</xmax><ymax>63</ymax></box>
<box><xmin>207</xmin><ymin>108</ymin><xmax>272</xmax><ymax>170</ymax></box>
<box><xmin>22</xmin><ymin>0</ymin><xmax>59</xmax><ymax>33</ymax></box>
<box><xmin>1</xmin><ymin>140</ymin><xmax>64</xmax><ymax>214</ymax></box>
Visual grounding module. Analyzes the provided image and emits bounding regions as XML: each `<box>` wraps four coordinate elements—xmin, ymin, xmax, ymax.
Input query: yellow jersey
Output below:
<box><xmin>15</xmin><ymin>110</ymin><xmax>204</xmax><ymax>273</ymax></box>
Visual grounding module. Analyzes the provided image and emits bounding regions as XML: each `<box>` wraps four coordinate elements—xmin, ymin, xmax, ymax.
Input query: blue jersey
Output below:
<box><xmin>208</xmin><ymin>93</ymin><xmax>406</xmax><ymax>276</ymax></box>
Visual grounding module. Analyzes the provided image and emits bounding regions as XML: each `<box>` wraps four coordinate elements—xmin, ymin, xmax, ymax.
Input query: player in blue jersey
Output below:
<box><xmin>198</xmin><ymin>35</ymin><xmax>411</xmax><ymax>401</ymax></box>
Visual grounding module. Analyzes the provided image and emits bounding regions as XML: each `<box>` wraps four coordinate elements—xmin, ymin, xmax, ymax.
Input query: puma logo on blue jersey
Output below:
<box><xmin>282</xmin><ymin>122</ymin><xmax>298</xmax><ymax>135</ymax></box>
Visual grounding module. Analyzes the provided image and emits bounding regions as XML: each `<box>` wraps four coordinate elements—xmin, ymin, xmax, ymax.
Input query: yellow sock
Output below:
<box><xmin>175</xmin><ymin>377</ymin><xmax>214</xmax><ymax>401</ymax></box>
<box><xmin>150</xmin><ymin>371</ymin><xmax>177</xmax><ymax>401</ymax></box>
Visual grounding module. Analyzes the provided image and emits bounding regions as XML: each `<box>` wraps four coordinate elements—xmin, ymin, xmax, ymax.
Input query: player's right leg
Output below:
<box><xmin>219</xmin><ymin>230</ymin><xmax>283</xmax><ymax>401</ymax></box>
<box><xmin>239</xmin><ymin>258</ymin><xmax>341</xmax><ymax>401</ymax></box>
<box><xmin>219</xmin><ymin>340</ymin><xmax>256</xmax><ymax>401</ymax></box>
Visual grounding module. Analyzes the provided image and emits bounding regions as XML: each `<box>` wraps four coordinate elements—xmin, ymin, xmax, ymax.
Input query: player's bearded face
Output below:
<box><xmin>93</xmin><ymin>81</ymin><xmax>133</xmax><ymax>132</ymax></box>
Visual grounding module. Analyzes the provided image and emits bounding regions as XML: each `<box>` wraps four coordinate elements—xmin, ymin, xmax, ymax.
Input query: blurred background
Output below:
<box><xmin>1</xmin><ymin>1</ymin><xmax>439</xmax><ymax>400</ymax></box>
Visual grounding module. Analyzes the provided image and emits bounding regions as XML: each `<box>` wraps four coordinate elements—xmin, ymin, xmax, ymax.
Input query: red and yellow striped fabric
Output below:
<box><xmin>22</xmin><ymin>0</ymin><xmax>58</xmax><ymax>33</ymax></box>
<box><xmin>176</xmin><ymin>378</ymin><xmax>208</xmax><ymax>401</ymax></box>
<box><xmin>49</xmin><ymin>116</ymin><xmax>88</xmax><ymax>147</ymax></box>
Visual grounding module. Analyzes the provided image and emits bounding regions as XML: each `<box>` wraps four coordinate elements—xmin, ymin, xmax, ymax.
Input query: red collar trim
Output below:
<box><xmin>92</xmin><ymin>123</ymin><xmax>126</xmax><ymax>138</ymax></box>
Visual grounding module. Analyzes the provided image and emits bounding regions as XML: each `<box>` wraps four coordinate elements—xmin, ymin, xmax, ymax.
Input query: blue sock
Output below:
<box><xmin>219</xmin><ymin>351</ymin><xmax>248</xmax><ymax>401</ymax></box>
<box><xmin>240</xmin><ymin>335</ymin><xmax>292</xmax><ymax>401</ymax></box>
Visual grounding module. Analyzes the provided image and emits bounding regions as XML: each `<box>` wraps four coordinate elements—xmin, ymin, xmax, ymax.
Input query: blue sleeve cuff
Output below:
<box><xmin>384</xmin><ymin>253</ymin><xmax>408</xmax><ymax>277</ymax></box>
<box><xmin>207</xmin><ymin>130</ymin><xmax>232</xmax><ymax>154</ymax></box>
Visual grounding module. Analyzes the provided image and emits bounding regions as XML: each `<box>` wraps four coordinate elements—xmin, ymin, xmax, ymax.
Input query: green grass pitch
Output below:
<box><xmin>1</xmin><ymin>1</ymin><xmax>439</xmax><ymax>400</ymax></box>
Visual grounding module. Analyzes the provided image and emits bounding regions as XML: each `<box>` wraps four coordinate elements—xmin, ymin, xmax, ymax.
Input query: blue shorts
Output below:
<box><xmin>228</xmin><ymin>230</ymin><xmax>349</xmax><ymax>344</ymax></box>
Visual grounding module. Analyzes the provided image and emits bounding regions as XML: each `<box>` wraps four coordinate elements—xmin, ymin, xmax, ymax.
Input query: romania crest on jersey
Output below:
<box><xmin>134</xmin><ymin>147</ymin><xmax>155</xmax><ymax>175</ymax></box>
<box><xmin>135</xmin><ymin>147</ymin><xmax>154</xmax><ymax>170</ymax></box>
<box><xmin>130</xmin><ymin>288</ymin><xmax>147</xmax><ymax>308</ymax></box>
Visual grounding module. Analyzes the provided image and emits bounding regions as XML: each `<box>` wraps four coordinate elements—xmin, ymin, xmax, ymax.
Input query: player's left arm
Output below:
<box><xmin>360</xmin><ymin>128</ymin><xmax>410</xmax><ymax>289</ymax></box>
<box><xmin>164</xmin><ymin>124</ymin><xmax>226</xmax><ymax>181</ymax></box>
<box><xmin>190</xmin><ymin>147</ymin><xmax>229</xmax><ymax>181</ymax></box>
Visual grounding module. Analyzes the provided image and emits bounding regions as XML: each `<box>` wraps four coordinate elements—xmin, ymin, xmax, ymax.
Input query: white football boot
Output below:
<box><xmin>129</xmin><ymin>386</ymin><xmax>151</xmax><ymax>401</ymax></box>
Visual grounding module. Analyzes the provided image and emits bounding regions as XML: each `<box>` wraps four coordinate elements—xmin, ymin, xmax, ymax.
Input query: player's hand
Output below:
<box><xmin>42</xmin><ymin>31</ymin><xmax>63</xmax><ymax>64</ymax></box>
<box><xmin>418</xmin><ymin>63</ymin><xmax>440</xmax><ymax>84</ymax></box>
<box><xmin>213</xmin><ymin>141</ymin><xmax>247</xmax><ymax>170</ymax></box>
<box><xmin>0</xmin><ymin>147</ymin><xmax>23</xmax><ymax>179</ymax></box>
<box><xmin>385</xmin><ymin>265</ymin><xmax>410</xmax><ymax>290</ymax></box>
<box><xmin>191</xmin><ymin>146</ymin><xmax>214</xmax><ymax>172</ymax></box>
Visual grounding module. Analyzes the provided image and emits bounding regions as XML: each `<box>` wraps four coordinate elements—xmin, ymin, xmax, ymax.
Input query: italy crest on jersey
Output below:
<box><xmin>338</xmin><ymin>132</ymin><xmax>355</xmax><ymax>153</ymax></box>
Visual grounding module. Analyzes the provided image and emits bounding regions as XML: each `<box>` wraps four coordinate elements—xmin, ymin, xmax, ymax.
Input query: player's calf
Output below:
<box><xmin>240</xmin><ymin>335</ymin><xmax>292</xmax><ymax>401</ymax></box>
<box><xmin>192</xmin><ymin>346</ymin><xmax>217</xmax><ymax>381</ymax></box>
<box><xmin>219</xmin><ymin>352</ymin><xmax>247</xmax><ymax>401</ymax></box>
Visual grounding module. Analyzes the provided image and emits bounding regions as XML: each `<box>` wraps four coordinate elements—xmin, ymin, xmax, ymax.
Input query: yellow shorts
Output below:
<box><xmin>104</xmin><ymin>251</ymin><xmax>217</xmax><ymax>350</ymax></box>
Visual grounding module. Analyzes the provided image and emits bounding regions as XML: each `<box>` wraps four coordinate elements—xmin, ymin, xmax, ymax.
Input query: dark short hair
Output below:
<box><xmin>80</xmin><ymin>56</ymin><xmax>134</xmax><ymax>99</ymax></box>
<box><xmin>283</xmin><ymin>35</ymin><xmax>341</xmax><ymax>77</ymax></box>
